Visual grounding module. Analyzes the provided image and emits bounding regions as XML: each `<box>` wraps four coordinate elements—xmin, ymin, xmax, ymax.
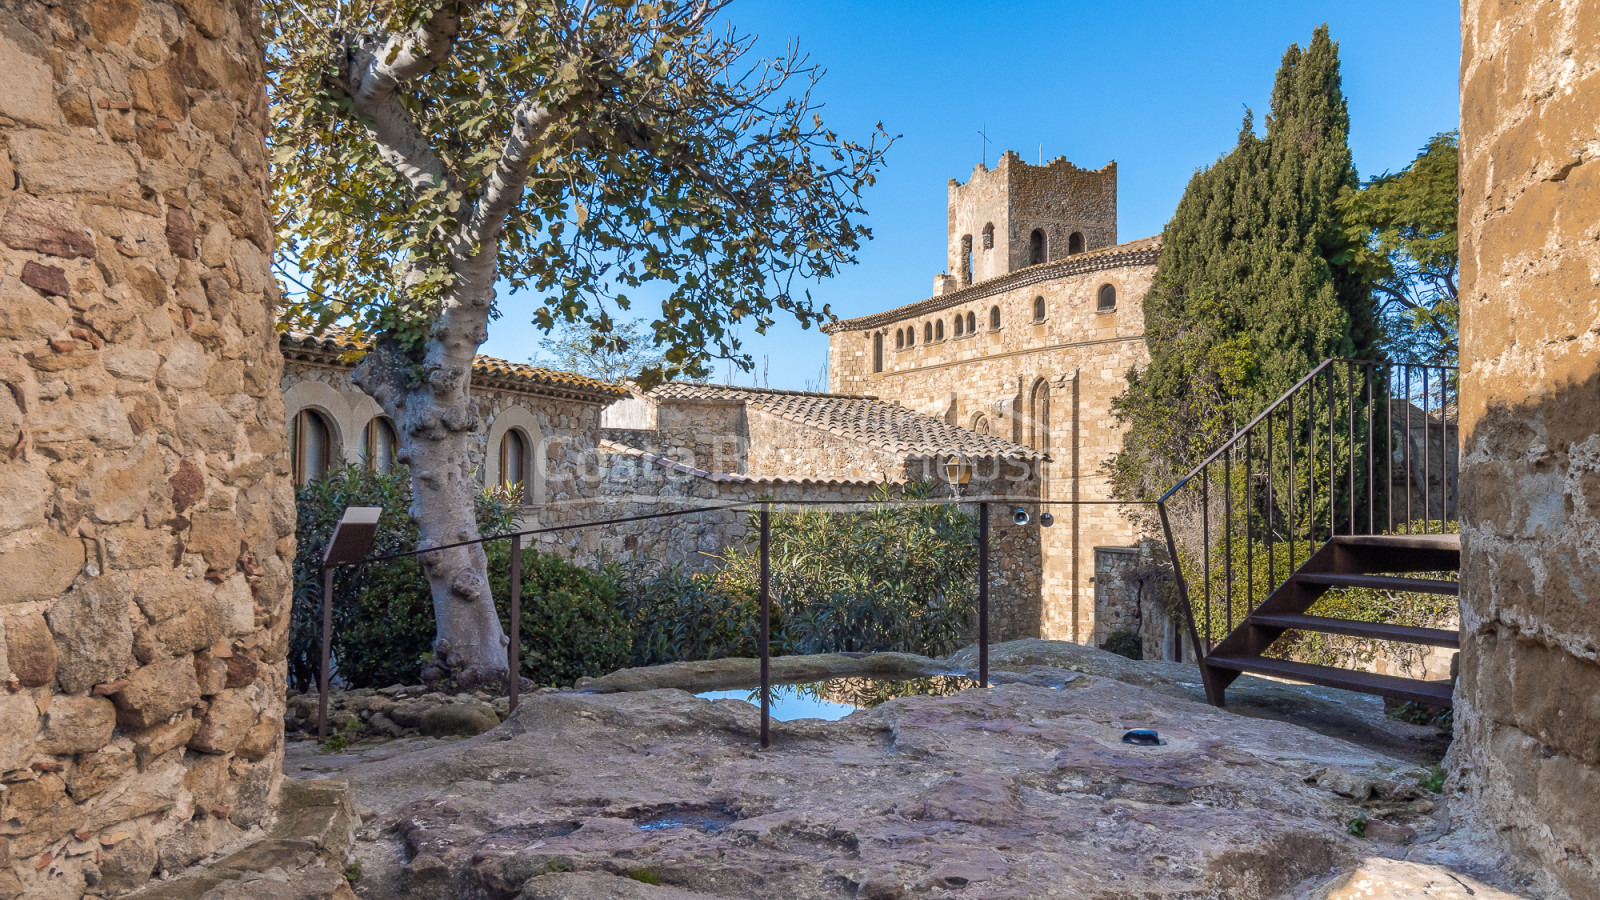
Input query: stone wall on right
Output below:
<box><xmin>1454</xmin><ymin>1</ymin><xmax>1600</xmax><ymax>896</ymax></box>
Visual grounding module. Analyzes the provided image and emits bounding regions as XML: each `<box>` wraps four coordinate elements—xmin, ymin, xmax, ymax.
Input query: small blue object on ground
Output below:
<box><xmin>1121</xmin><ymin>728</ymin><xmax>1165</xmax><ymax>746</ymax></box>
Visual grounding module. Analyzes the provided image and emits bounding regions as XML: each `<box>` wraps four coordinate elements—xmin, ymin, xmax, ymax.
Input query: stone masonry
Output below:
<box><xmin>828</xmin><ymin>161</ymin><xmax>1159</xmax><ymax>647</ymax></box>
<box><xmin>1454</xmin><ymin>0</ymin><xmax>1600</xmax><ymax>896</ymax></box>
<box><xmin>0</xmin><ymin>0</ymin><xmax>292</xmax><ymax>896</ymax></box>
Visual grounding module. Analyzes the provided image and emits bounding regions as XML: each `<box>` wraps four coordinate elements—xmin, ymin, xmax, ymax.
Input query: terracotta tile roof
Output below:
<box><xmin>822</xmin><ymin>235</ymin><xmax>1162</xmax><ymax>334</ymax></box>
<box><xmin>599</xmin><ymin>440</ymin><xmax>899</xmax><ymax>487</ymax></box>
<box><xmin>279</xmin><ymin>329</ymin><xmax>627</xmax><ymax>403</ymax></box>
<box><xmin>649</xmin><ymin>383</ymin><xmax>1043</xmax><ymax>460</ymax></box>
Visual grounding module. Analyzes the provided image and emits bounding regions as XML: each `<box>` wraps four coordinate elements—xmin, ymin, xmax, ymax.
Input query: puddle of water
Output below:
<box><xmin>636</xmin><ymin>810</ymin><xmax>739</xmax><ymax>832</ymax></box>
<box><xmin>698</xmin><ymin>675</ymin><xmax>977</xmax><ymax>722</ymax></box>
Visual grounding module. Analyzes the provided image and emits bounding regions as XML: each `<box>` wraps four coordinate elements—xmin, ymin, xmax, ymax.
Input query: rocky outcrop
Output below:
<box><xmin>292</xmin><ymin>642</ymin><xmax>1533</xmax><ymax>899</ymax></box>
<box><xmin>0</xmin><ymin>0</ymin><xmax>290</xmax><ymax>894</ymax></box>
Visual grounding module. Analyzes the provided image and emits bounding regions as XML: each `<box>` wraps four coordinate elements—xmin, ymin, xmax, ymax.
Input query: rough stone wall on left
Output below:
<box><xmin>0</xmin><ymin>0</ymin><xmax>291</xmax><ymax>896</ymax></box>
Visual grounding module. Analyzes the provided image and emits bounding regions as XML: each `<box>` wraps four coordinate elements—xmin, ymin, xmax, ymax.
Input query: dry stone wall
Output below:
<box><xmin>0</xmin><ymin>0</ymin><xmax>289</xmax><ymax>895</ymax></box>
<box><xmin>1454</xmin><ymin>1</ymin><xmax>1600</xmax><ymax>895</ymax></box>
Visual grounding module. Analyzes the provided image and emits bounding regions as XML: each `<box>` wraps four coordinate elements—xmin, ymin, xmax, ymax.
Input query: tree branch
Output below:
<box><xmin>458</xmin><ymin>99</ymin><xmax>563</xmax><ymax>250</ymax></box>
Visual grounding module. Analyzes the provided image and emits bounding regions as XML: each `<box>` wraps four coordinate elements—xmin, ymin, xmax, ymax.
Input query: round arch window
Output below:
<box><xmin>1068</xmin><ymin>232</ymin><xmax>1085</xmax><ymax>255</ymax></box>
<box><xmin>1097</xmin><ymin>283</ymin><xmax>1117</xmax><ymax>312</ymax></box>
<box><xmin>954</xmin><ymin>314</ymin><xmax>965</xmax><ymax>337</ymax></box>
<box><xmin>990</xmin><ymin>306</ymin><xmax>1001</xmax><ymax>330</ymax></box>
<box><xmin>1033</xmin><ymin>296</ymin><xmax>1046</xmax><ymax>321</ymax></box>
<box><xmin>363</xmin><ymin>416</ymin><xmax>399</xmax><ymax>474</ymax></box>
<box><xmin>935</xmin><ymin>319</ymin><xmax>945</xmax><ymax>341</ymax></box>
<box><xmin>924</xmin><ymin>322</ymin><xmax>933</xmax><ymax>343</ymax></box>
<box><xmin>965</xmin><ymin>311</ymin><xmax>976</xmax><ymax>334</ymax></box>
<box><xmin>500</xmin><ymin>429</ymin><xmax>529</xmax><ymax>490</ymax></box>
<box><xmin>291</xmin><ymin>408</ymin><xmax>334</xmax><ymax>487</ymax></box>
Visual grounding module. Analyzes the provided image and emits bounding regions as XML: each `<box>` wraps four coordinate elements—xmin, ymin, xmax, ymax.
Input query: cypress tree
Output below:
<box><xmin>1111</xmin><ymin>25</ymin><xmax>1376</xmax><ymax>504</ymax></box>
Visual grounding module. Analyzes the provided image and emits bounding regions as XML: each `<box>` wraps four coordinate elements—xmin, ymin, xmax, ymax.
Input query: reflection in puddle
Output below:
<box><xmin>698</xmin><ymin>675</ymin><xmax>978</xmax><ymax>722</ymax></box>
<box><xmin>636</xmin><ymin>809</ymin><xmax>739</xmax><ymax>832</ymax></box>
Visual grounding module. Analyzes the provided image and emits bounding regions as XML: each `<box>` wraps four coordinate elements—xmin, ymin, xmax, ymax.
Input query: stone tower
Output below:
<box><xmin>938</xmin><ymin>152</ymin><xmax>1117</xmax><ymax>294</ymax></box>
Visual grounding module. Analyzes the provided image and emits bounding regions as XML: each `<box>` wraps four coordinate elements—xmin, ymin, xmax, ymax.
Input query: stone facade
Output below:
<box><xmin>1092</xmin><ymin>541</ymin><xmax>1191</xmax><ymax>663</ymax></box>
<box><xmin>0</xmin><ymin>0</ymin><xmax>292</xmax><ymax>895</ymax></box>
<box><xmin>827</xmin><ymin>158</ymin><xmax>1159</xmax><ymax>646</ymax></box>
<box><xmin>1454</xmin><ymin>0</ymin><xmax>1600</xmax><ymax>895</ymax></box>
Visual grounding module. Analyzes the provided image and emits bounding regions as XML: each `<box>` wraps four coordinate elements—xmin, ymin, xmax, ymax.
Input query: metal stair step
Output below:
<box><xmin>1206</xmin><ymin>654</ymin><xmax>1454</xmax><ymax>706</ymax></box>
<box><xmin>1330</xmin><ymin>534</ymin><xmax>1460</xmax><ymax>551</ymax></box>
<box><xmin>1294</xmin><ymin>572</ymin><xmax>1459</xmax><ymax>595</ymax></box>
<box><xmin>1248</xmin><ymin>613</ymin><xmax>1460</xmax><ymax>647</ymax></box>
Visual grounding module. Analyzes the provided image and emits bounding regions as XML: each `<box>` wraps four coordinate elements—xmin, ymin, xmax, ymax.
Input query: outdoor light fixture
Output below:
<box><xmin>942</xmin><ymin>454</ymin><xmax>973</xmax><ymax>497</ymax></box>
<box><xmin>1012</xmin><ymin>506</ymin><xmax>1029</xmax><ymax>526</ymax></box>
<box><xmin>1040</xmin><ymin>511</ymin><xmax>1055</xmax><ymax>527</ymax></box>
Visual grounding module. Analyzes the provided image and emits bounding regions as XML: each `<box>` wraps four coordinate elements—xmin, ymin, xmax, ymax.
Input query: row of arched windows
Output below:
<box><xmin>958</xmin><ymin>227</ymin><xmax>1091</xmax><ymax>286</ymax></box>
<box><xmin>288</xmin><ymin>410</ymin><xmax>532</xmax><ymax>492</ymax></box>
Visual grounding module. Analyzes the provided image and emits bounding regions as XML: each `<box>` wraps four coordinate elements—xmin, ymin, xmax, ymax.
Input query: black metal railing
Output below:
<box><xmin>1156</xmin><ymin>359</ymin><xmax>1459</xmax><ymax>660</ymax></box>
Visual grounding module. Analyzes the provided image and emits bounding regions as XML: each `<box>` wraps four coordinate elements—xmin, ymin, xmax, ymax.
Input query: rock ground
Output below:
<box><xmin>285</xmin><ymin>642</ymin><xmax>1542</xmax><ymax>899</ymax></box>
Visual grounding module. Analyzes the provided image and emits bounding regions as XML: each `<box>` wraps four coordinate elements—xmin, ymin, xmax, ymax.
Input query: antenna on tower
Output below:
<box><xmin>978</xmin><ymin>124</ymin><xmax>991</xmax><ymax>167</ymax></box>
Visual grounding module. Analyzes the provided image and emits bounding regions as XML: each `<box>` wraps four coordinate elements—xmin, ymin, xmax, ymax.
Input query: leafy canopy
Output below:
<box><xmin>268</xmin><ymin>0</ymin><xmax>892</xmax><ymax>383</ymax></box>
<box><xmin>1110</xmin><ymin>25</ymin><xmax>1376</xmax><ymax>504</ymax></box>
<box><xmin>1337</xmin><ymin>132</ymin><xmax>1458</xmax><ymax>364</ymax></box>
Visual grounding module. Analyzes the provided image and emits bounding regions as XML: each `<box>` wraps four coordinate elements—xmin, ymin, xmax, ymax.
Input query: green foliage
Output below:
<box><xmin>532</xmin><ymin>317</ymin><xmax>668</xmax><ymax>384</ymax></box>
<box><xmin>1101</xmin><ymin>631</ymin><xmax>1144</xmax><ymax>660</ymax></box>
<box><xmin>266</xmin><ymin>0</ymin><xmax>893</xmax><ymax>384</ymax></box>
<box><xmin>319</xmin><ymin>719</ymin><xmax>362</xmax><ymax>753</ymax></box>
<box><xmin>627</xmin><ymin>869</ymin><xmax>663</xmax><ymax>886</ymax></box>
<box><xmin>619</xmin><ymin>563</ymin><xmax>760</xmax><ymax>668</ymax></box>
<box><xmin>1390</xmin><ymin>701</ymin><xmax>1454</xmax><ymax>733</ymax></box>
<box><xmin>1111</xmin><ymin>25</ymin><xmax>1377</xmax><ymax>505</ymax></box>
<box><xmin>1346</xmin><ymin>813</ymin><xmax>1368</xmax><ymax>838</ymax></box>
<box><xmin>290</xmin><ymin>464</ymin><xmax>625</xmax><ymax>690</ymax></box>
<box><xmin>1338</xmin><ymin>133</ymin><xmax>1459</xmax><ymax>365</ymax></box>
<box><xmin>487</xmin><ymin>543</ymin><xmax>633</xmax><ymax>687</ymax></box>
<box><xmin>786</xmin><ymin>676</ymin><xmax>976</xmax><ymax>710</ymax></box>
<box><xmin>718</xmin><ymin>483</ymin><xmax>979</xmax><ymax>657</ymax></box>
<box><xmin>1418</xmin><ymin>764</ymin><xmax>1447</xmax><ymax>793</ymax></box>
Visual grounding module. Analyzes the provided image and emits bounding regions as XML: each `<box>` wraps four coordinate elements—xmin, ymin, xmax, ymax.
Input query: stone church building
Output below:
<box><xmin>826</xmin><ymin>151</ymin><xmax>1161</xmax><ymax>647</ymax></box>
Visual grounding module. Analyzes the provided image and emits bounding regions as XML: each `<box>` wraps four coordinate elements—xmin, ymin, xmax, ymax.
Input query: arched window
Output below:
<box><xmin>935</xmin><ymin>319</ymin><xmax>945</xmax><ymax>341</ymax></box>
<box><xmin>906</xmin><ymin>327</ymin><xmax>914</xmax><ymax>348</ymax></box>
<box><xmin>981</xmin><ymin>222</ymin><xmax>994</xmax><ymax>250</ymax></box>
<box><xmin>499</xmin><ymin>429</ymin><xmax>529</xmax><ymax>488</ymax></box>
<box><xmin>954</xmin><ymin>314</ymin><xmax>964</xmax><ymax>337</ymax></box>
<box><xmin>924</xmin><ymin>322</ymin><xmax>933</xmax><ymax>343</ymax></box>
<box><xmin>362</xmin><ymin>416</ymin><xmax>398</xmax><ymax>474</ymax></box>
<box><xmin>1068</xmin><ymin>231</ymin><xmax>1085</xmax><ymax>255</ymax></box>
<box><xmin>960</xmin><ymin>235</ymin><xmax>974</xmax><ymax>285</ymax></box>
<box><xmin>1097</xmin><ymin>283</ymin><xmax>1117</xmax><ymax>312</ymax></box>
<box><xmin>1028</xmin><ymin>229</ymin><xmax>1046</xmax><ymax>266</ymax></box>
<box><xmin>895</xmin><ymin>328</ymin><xmax>905</xmax><ymax>350</ymax></box>
<box><xmin>965</xmin><ymin>311</ymin><xmax>976</xmax><ymax>334</ymax></box>
<box><xmin>1033</xmin><ymin>296</ymin><xmax>1046</xmax><ymax>322</ymax></box>
<box><xmin>970</xmin><ymin>412</ymin><xmax>991</xmax><ymax>435</ymax></box>
<box><xmin>290</xmin><ymin>408</ymin><xmax>334</xmax><ymax>486</ymax></box>
<box><xmin>990</xmin><ymin>306</ymin><xmax>1001</xmax><ymax>330</ymax></box>
<box><xmin>873</xmin><ymin>332</ymin><xmax>884</xmax><ymax>372</ymax></box>
<box><xmin>1028</xmin><ymin>381</ymin><xmax>1050</xmax><ymax>453</ymax></box>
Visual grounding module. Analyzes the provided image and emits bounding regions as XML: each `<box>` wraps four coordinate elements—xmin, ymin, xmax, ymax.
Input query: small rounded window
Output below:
<box><xmin>923</xmin><ymin>322</ymin><xmax>933</xmax><ymax>343</ymax></box>
<box><xmin>291</xmin><ymin>408</ymin><xmax>334</xmax><ymax>487</ymax></box>
<box><xmin>1028</xmin><ymin>229</ymin><xmax>1046</xmax><ymax>266</ymax></box>
<box><xmin>873</xmin><ymin>332</ymin><xmax>884</xmax><ymax>372</ymax></box>
<box><xmin>1033</xmin><ymin>296</ymin><xmax>1046</xmax><ymax>321</ymax></box>
<box><xmin>990</xmin><ymin>306</ymin><xmax>1001</xmax><ymax>330</ymax></box>
<box><xmin>363</xmin><ymin>416</ymin><xmax>398</xmax><ymax>474</ymax></box>
<box><xmin>965</xmin><ymin>311</ymin><xmax>976</xmax><ymax>334</ymax></box>
<box><xmin>981</xmin><ymin>222</ymin><xmax>995</xmax><ymax>250</ymax></box>
<box><xmin>500</xmin><ymin>429</ymin><xmax>529</xmax><ymax>489</ymax></box>
<box><xmin>954</xmin><ymin>315</ymin><xmax>965</xmax><ymax>337</ymax></box>
<box><xmin>935</xmin><ymin>320</ymin><xmax>945</xmax><ymax>341</ymax></box>
<box><xmin>1068</xmin><ymin>232</ymin><xmax>1085</xmax><ymax>255</ymax></box>
<box><xmin>906</xmin><ymin>327</ymin><xmax>915</xmax><ymax>348</ymax></box>
<box><xmin>895</xmin><ymin>328</ymin><xmax>905</xmax><ymax>350</ymax></box>
<box><xmin>1097</xmin><ymin>283</ymin><xmax>1117</xmax><ymax>312</ymax></box>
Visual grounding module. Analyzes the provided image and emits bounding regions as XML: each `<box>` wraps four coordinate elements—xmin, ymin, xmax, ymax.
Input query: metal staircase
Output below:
<box><xmin>1157</xmin><ymin>359</ymin><xmax>1459</xmax><ymax>708</ymax></box>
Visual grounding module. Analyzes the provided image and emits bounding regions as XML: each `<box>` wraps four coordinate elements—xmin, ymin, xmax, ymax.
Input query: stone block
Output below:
<box><xmin>0</xmin><ymin>692</ymin><xmax>39</xmax><ymax>771</ymax></box>
<box><xmin>4</xmin><ymin>609</ymin><xmax>57</xmax><ymax>687</ymax></box>
<box><xmin>19</xmin><ymin>260</ymin><xmax>69</xmax><ymax>297</ymax></box>
<box><xmin>0</xmin><ymin>282</ymin><xmax>70</xmax><ymax>341</ymax></box>
<box><xmin>0</xmin><ymin>34</ymin><xmax>55</xmax><ymax>128</ymax></box>
<box><xmin>65</xmin><ymin>744</ymin><xmax>134</xmax><ymax>800</ymax></box>
<box><xmin>170</xmin><ymin>458</ymin><xmax>205</xmax><ymax>513</ymax></box>
<box><xmin>27</xmin><ymin>392</ymin><xmax>136</xmax><ymax>449</ymax></box>
<box><xmin>47</xmin><ymin>576</ymin><xmax>135</xmax><ymax>693</ymax></box>
<box><xmin>234</xmin><ymin>718</ymin><xmax>279</xmax><ymax>762</ymax></box>
<box><xmin>165</xmin><ymin>206</ymin><xmax>196</xmax><ymax>260</ymax></box>
<box><xmin>98</xmin><ymin>829</ymin><xmax>156</xmax><ymax>895</ymax></box>
<box><xmin>113</xmin><ymin>656</ymin><xmax>201</xmax><ymax>730</ymax></box>
<box><xmin>2</xmin><ymin>774</ymin><xmax>85</xmax><ymax>856</ymax></box>
<box><xmin>9</xmin><ymin>131</ymin><xmax>138</xmax><ymax>195</ymax></box>
<box><xmin>154</xmin><ymin>603</ymin><xmax>224</xmax><ymax>655</ymax></box>
<box><xmin>196</xmin><ymin>651</ymin><xmax>228</xmax><ymax>696</ymax></box>
<box><xmin>419</xmin><ymin>702</ymin><xmax>499</xmax><ymax>737</ymax></box>
<box><xmin>0</xmin><ymin>531</ymin><xmax>82</xmax><ymax>608</ymax></box>
<box><xmin>86</xmin><ymin>0</ymin><xmax>142</xmax><ymax>44</ymax></box>
<box><xmin>130</xmin><ymin>715</ymin><xmax>199</xmax><ymax>770</ymax></box>
<box><xmin>187</xmin><ymin>511</ymin><xmax>245</xmax><ymax>571</ymax></box>
<box><xmin>0</xmin><ymin>465</ymin><xmax>49</xmax><ymax>538</ymax></box>
<box><xmin>189</xmin><ymin>688</ymin><xmax>258</xmax><ymax>754</ymax></box>
<box><xmin>184</xmin><ymin>752</ymin><xmax>232</xmax><ymax>813</ymax></box>
<box><xmin>0</xmin><ymin>196</ymin><xmax>96</xmax><ymax>259</ymax></box>
<box><xmin>224</xmin><ymin>652</ymin><xmax>260</xmax><ymax>689</ymax></box>
<box><xmin>37</xmin><ymin>695</ymin><xmax>115</xmax><ymax>755</ymax></box>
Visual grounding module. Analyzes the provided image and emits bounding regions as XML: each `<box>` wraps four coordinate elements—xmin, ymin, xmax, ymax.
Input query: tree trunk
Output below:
<box><xmin>353</xmin><ymin>265</ymin><xmax>509</xmax><ymax>687</ymax></box>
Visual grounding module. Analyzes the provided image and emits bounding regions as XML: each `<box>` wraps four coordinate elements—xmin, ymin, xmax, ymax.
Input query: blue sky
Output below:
<box><xmin>487</xmin><ymin>1</ymin><xmax>1463</xmax><ymax>390</ymax></box>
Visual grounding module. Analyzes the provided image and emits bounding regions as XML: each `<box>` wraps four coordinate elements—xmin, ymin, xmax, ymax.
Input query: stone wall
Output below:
<box><xmin>0</xmin><ymin>0</ymin><xmax>290</xmax><ymax>894</ymax></box>
<box><xmin>1454</xmin><ymin>1</ymin><xmax>1600</xmax><ymax>895</ymax></box>
<box><xmin>830</xmin><ymin>245</ymin><xmax>1158</xmax><ymax>644</ymax></box>
<box><xmin>1092</xmin><ymin>542</ymin><xmax>1190</xmax><ymax>663</ymax></box>
<box><xmin>945</xmin><ymin>153</ymin><xmax>1117</xmax><ymax>285</ymax></box>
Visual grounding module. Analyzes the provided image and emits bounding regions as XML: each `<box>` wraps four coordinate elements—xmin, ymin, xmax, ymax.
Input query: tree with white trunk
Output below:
<box><xmin>268</xmin><ymin>0</ymin><xmax>891</xmax><ymax>685</ymax></box>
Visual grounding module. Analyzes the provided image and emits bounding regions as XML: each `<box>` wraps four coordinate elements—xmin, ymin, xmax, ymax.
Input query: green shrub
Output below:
<box><xmin>617</xmin><ymin>563</ymin><xmax>758</xmax><ymax>668</ymax></box>
<box><xmin>488</xmin><ymin>543</ymin><xmax>633</xmax><ymax>687</ymax></box>
<box><xmin>1101</xmin><ymin>630</ymin><xmax>1144</xmax><ymax>660</ymax></box>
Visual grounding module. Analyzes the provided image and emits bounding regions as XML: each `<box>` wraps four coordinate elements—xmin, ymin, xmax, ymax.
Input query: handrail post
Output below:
<box><xmin>759</xmin><ymin>504</ymin><xmax>771</xmax><ymax>750</ymax></box>
<box><xmin>318</xmin><ymin>564</ymin><xmax>333</xmax><ymax>739</ymax></box>
<box><xmin>978</xmin><ymin>501</ymin><xmax>989</xmax><ymax>689</ymax></box>
<box><xmin>508</xmin><ymin>533</ymin><xmax>522</xmax><ymax>715</ymax></box>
